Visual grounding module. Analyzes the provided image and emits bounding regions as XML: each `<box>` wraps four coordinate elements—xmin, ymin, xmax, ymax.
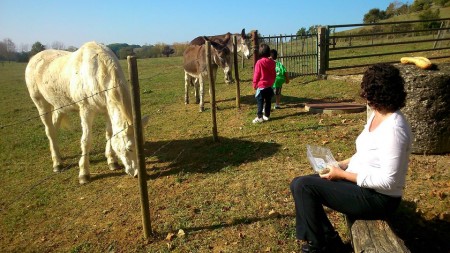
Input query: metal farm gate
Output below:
<box><xmin>325</xmin><ymin>18</ymin><xmax>450</xmax><ymax>71</ymax></box>
<box><xmin>253</xmin><ymin>18</ymin><xmax>450</xmax><ymax>77</ymax></box>
<box><xmin>255</xmin><ymin>33</ymin><xmax>319</xmax><ymax>77</ymax></box>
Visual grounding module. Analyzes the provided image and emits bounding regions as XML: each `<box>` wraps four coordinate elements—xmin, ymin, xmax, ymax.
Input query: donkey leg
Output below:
<box><xmin>198</xmin><ymin>76</ymin><xmax>204</xmax><ymax>112</ymax></box>
<box><xmin>105</xmin><ymin>117</ymin><xmax>120</xmax><ymax>171</ymax></box>
<box><xmin>78</xmin><ymin>108</ymin><xmax>95</xmax><ymax>184</ymax></box>
<box><xmin>194</xmin><ymin>78</ymin><xmax>200</xmax><ymax>104</ymax></box>
<box><xmin>33</xmin><ymin>97</ymin><xmax>63</xmax><ymax>172</ymax></box>
<box><xmin>184</xmin><ymin>72</ymin><xmax>190</xmax><ymax>104</ymax></box>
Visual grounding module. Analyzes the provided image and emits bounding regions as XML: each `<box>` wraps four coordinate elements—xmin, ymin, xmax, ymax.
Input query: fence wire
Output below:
<box><xmin>0</xmin><ymin>83</ymin><xmax>131</xmax><ymax>211</ymax></box>
<box><xmin>1</xmin><ymin>79</ymin><xmax>206</xmax><ymax>248</ymax></box>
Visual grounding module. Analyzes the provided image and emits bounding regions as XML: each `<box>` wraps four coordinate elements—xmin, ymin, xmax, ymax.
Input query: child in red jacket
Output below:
<box><xmin>252</xmin><ymin>43</ymin><xmax>276</xmax><ymax>123</ymax></box>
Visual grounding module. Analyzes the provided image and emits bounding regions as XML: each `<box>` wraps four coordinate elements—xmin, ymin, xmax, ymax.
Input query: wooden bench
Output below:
<box><xmin>345</xmin><ymin>216</ymin><xmax>410</xmax><ymax>253</ymax></box>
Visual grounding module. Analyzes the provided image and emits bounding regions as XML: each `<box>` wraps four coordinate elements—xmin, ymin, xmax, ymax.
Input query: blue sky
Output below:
<box><xmin>1</xmin><ymin>0</ymin><xmax>409</xmax><ymax>49</ymax></box>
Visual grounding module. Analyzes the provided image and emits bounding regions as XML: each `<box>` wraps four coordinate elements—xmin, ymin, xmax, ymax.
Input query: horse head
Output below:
<box><xmin>110</xmin><ymin>115</ymin><xmax>149</xmax><ymax>178</ymax></box>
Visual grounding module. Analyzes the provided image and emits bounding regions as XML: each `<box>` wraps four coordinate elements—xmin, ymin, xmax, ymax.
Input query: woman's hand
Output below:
<box><xmin>320</xmin><ymin>163</ymin><xmax>358</xmax><ymax>183</ymax></box>
<box><xmin>319</xmin><ymin>164</ymin><xmax>344</xmax><ymax>181</ymax></box>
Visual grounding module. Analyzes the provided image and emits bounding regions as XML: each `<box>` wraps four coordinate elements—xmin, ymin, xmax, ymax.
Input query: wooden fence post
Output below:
<box><xmin>205</xmin><ymin>41</ymin><xmax>219</xmax><ymax>142</ymax></box>
<box><xmin>317</xmin><ymin>26</ymin><xmax>328</xmax><ymax>78</ymax></box>
<box><xmin>127</xmin><ymin>56</ymin><xmax>152</xmax><ymax>239</ymax></box>
<box><xmin>252</xmin><ymin>30</ymin><xmax>259</xmax><ymax>67</ymax></box>
<box><xmin>233</xmin><ymin>35</ymin><xmax>241</xmax><ymax>109</ymax></box>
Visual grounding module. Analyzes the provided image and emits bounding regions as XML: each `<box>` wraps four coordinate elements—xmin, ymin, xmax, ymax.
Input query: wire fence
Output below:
<box><xmin>0</xmin><ymin>71</ymin><xmax>206</xmax><ymax>248</ymax></box>
<box><xmin>0</xmin><ymin>84</ymin><xmax>130</xmax><ymax>211</ymax></box>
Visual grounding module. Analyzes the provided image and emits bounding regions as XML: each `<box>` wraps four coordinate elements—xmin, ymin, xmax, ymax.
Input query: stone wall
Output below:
<box><xmin>398</xmin><ymin>63</ymin><xmax>450</xmax><ymax>154</ymax></box>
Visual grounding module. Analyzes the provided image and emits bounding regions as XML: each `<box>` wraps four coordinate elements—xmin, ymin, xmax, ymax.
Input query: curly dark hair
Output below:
<box><xmin>360</xmin><ymin>63</ymin><xmax>407</xmax><ymax>113</ymax></box>
<box><xmin>259</xmin><ymin>43</ymin><xmax>271</xmax><ymax>58</ymax></box>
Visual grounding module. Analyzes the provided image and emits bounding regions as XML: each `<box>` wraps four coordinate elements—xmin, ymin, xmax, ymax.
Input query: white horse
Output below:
<box><xmin>25</xmin><ymin>41</ymin><xmax>148</xmax><ymax>184</ymax></box>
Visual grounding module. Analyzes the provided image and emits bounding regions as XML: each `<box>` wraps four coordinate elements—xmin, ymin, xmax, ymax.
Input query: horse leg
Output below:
<box><xmin>33</xmin><ymin>97</ymin><xmax>63</xmax><ymax>172</ymax></box>
<box><xmin>78</xmin><ymin>107</ymin><xmax>95</xmax><ymax>184</ymax></box>
<box><xmin>105</xmin><ymin>117</ymin><xmax>120</xmax><ymax>171</ymax></box>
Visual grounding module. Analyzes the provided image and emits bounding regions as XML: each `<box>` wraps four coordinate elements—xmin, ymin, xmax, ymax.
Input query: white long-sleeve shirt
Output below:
<box><xmin>346</xmin><ymin>110</ymin><xmax>412</xmax><ymax>197</ymax></box>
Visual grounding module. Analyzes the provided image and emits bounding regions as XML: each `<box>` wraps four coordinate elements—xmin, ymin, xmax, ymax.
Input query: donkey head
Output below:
<box><xmin>204</xmin><ymin>35</ymin><xmax>233</xmax><ymax>84</ymax></box>
<box><xmin>239</xmin><ymin>28</ymin><xmax>251</xmax><ymax>59</ymax></box>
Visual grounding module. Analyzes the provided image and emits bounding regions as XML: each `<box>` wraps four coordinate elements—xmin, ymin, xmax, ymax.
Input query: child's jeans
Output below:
<box><xmin>256</xmin><ymin>87</ymin><xmax>274</xmax><ymax>118</ymax></box>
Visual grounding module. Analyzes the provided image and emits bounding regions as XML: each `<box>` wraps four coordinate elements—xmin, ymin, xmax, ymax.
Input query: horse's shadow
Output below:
<box><xmin>143</xmin><ymin>136</ymin><xmax>281</xmax><ymax>179</ymax></box>
<box><xmin>389</xmin><ymin>200</ymin><xmax>450</xmax><ymax>252</ymax></box>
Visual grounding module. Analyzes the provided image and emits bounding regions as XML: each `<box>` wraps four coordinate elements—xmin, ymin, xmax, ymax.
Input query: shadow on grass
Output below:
<box><xmin>143</xmin><ymin>137</ymin><xmax>281</xmax><ymax>179</ymax></box>
<box><xmin>389</xmin><ymin>200</ymin><xmax>450</xmax><ymax>253</ymax></box>
<box><xmin>236</xmin><ymin>94</ymin><xmax>357</xmax><ymax>107</ymax></box>
<box><xmin>185</xmin><ymin>213</ymin><xmax>294</xmax><ymax>233</ymax></box>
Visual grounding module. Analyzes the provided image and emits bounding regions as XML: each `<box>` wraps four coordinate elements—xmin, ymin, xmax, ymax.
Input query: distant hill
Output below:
<box><xmin>336</xmin><ymin>6</ymin><xmax>450</xmax><ymax>34</ymax></box>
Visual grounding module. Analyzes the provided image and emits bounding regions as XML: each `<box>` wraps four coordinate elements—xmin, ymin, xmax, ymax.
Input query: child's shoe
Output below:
<box><xmin>252</xmin><ymin>117</ymin><xmax>264</xmax><ymax>124</ymax></box>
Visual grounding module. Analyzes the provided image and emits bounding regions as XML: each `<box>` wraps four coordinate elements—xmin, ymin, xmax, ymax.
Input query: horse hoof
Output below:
<box><xmin>79</xmin><ymin>175</ymin><xmax>91</xmax><ymax>184</ymax></box>
<box><xmin>53</xmin><ymin>165</ymin><xmax>63</xmax><ymax>173</ymax></box>
<box><xmin>108</xmin><ymin>162</ymin><xmax>121</xmax><ymax>171</ymax></box>
<box><xmin>199</xmin><ymin>107</ymin><xmax>204</xmax><ymax>112</ymax></box>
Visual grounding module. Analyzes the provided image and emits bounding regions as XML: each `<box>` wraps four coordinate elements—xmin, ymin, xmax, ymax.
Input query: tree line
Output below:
<box><xmin>0</xmin><ymin>39</ymin><xmax>190</xmax><ymax>63</ymax></box>
<box><xmin>296</xmin><ymin>0</ymin><xmax>450</xmax><ymax>36</ymax></box>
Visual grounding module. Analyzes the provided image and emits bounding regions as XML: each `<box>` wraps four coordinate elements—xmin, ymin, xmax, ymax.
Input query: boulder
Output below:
<box><xmin>398</xmin><ymin>63</ymin><xmax>450</xmax><ymax>154</ymax></box>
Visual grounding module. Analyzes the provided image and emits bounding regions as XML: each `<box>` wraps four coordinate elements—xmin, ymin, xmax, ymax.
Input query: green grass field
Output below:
<box><xmin>0</xmin><ymin>56</ymin><xmax>449</xmax><ymax>252</ymax></box>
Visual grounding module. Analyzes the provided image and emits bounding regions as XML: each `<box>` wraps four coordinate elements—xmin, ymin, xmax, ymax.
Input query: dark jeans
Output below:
<box><xmin>256</xmin><ymin>87</ymin><xmax>274</xmax><ymax>118</ymax></box>
<box><xmin>290</xmin><ymin>174</ymin><xmax>401</xmax><ymax>247</ymax></box>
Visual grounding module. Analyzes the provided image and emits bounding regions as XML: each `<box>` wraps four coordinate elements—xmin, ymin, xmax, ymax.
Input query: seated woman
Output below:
<box><xmin>290</xmin><ymin>63</ymin><xmax>412</xmax><ymax>253</ymax></box>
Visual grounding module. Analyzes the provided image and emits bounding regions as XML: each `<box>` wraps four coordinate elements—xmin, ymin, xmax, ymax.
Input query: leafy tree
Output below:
<box><xmin>161</xmin><ymin>45</ymin><xmax>174</xmax><ymax>57</ymax></box>
<box><xmin>363</xmin><ymin>8</ymin><xmax>388</xmax><ymax>23</ymax></box>
<box><xmin>296</xmin><ymin>27</ymin><xmax>307</xmax><ymax>36</ymax></box>
<box><xmin>418</xmin><ymin>8</ymin><xmax>441</xmax><ymax>29</ymax></box>
<box><xmin>386</xmin><ymin>1</ymin><xmax>406</xmax><ymax>17</ymax></box>
<box><xmin>410</xmin><ymin>0</ymin><xmax>433</xmax><ymax>12</ymax></box>
<box><xmin>107</xmin><ymin>43</ymin><xmax>140</xmax><ymax>58</ymax></box>
<box><xmin>172</xmin><ymin>42</ymin><xmax>189</xmax><ymax>57</ymax></box>
<box><xmin>16</xmin><ymin>52</ymin><xmax>29</xmax><ymax>62</ymax></box>
<box><xmin>51</xmin><ymin>41</ymin><xmax>65</xmax><ymax>50</ymax></box>
<box><xmin>30</xmin><ymin>42</ymin><xmax>46</xmax><ymax>56</ymax></box>
<box><xmin>0</xmin><ymin>42</ymin><xmax>7</xmax><ymax>61</ymax></box>
<box><xmin>66</xmin><ymin>46</ymin><xmax>78</xmax><ymax>52</ymax></box>
<box><xmin>2</xmin><ymin>38</ymin><xmax>17</xmax><ymax>61</ymax></box>
<box><xmin>396</xmin><ymin>3</ymin><xmax>410</xmax><ymax>15</ymax></box>
<box><xmin>307</xmin><ymin>25</ymin><xmax>321</xmax><ymax>35</ymax></box>
<box><xmin>433</xmin><ymin>0</ymin><xmax>450</xmax><ymax>6</ymax></box>
<box><xmin>118</xmin><ymin>47</ymin><xmax>135</xmax><ymax>59</ymax></box>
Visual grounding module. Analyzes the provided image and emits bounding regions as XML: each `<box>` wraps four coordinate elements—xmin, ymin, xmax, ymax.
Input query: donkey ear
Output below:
<box><xmin>222</xmin><ymin>33</ymin><xmax>231</xmax><ymax>44</ymax></box>
<box><xmin>241</xmin><ymin>29</ymin><xmax>246</xmax><ymax>38</ymax></box>
<box><xmin>209</xmin><ymin>40</ymin><xmax>220</xmax><ymax>49</ymax></box>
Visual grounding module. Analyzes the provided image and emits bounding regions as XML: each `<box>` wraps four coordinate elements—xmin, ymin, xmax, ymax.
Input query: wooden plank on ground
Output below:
<box><xmin>347</xmin><ymin>219</ymin><xmax>410</xmax><ymax>253</ymax></box>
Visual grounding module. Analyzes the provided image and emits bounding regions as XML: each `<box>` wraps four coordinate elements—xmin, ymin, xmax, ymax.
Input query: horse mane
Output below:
<box><xmin>82</xmin><ymin>42</ymin><xmax>134</xmax><ymax>125</ymax></box>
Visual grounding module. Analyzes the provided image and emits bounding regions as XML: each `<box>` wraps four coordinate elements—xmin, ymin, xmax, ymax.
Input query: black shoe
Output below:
<box><xmin>301</xmin><ymin>241</ymin><xmax>325</xmax><ymax>253</ymax></box>
<box><xmin>325</xmin><ymin>232</ymin><xmax>348</xmax><ymax>253</ymax></box>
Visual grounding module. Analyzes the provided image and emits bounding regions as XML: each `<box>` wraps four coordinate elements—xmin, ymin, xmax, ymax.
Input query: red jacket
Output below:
<box><xmin>253</xmin><ymin>57</ymin><xmax>276</xmax><ymax>89</ymax></box>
